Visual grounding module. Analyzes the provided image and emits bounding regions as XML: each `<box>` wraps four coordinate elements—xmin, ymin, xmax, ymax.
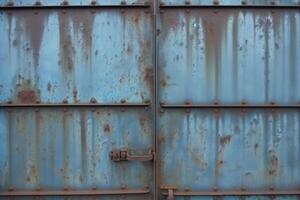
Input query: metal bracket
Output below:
<box><xmin>160</xmin><ymin>186</ymin><xmax>177</xmax><ymax>200</ymax></box>
<box><xmin>110</xmin><ymin>149</ymin><xmax>154</xmax><ymax>162</ymax></box>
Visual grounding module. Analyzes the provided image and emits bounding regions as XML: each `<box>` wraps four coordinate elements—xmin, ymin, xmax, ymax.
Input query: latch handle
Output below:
<box><xmin>110</xmin><ymin>149</ymin><xmax>154</xmax><ymax>162</ymax></box>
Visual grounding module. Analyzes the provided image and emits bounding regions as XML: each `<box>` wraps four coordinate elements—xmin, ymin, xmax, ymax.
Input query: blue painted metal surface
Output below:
<box><xmin>158</xmin><ymin>8</ymin><xmax>300</xmax><ymax>104</ymax></box>
<box><xmin>0</xmin><ymin>1</ymin><xmax>154</xmax><ymax>199</ymax></box>
<box><xmin>157</xmin><ymin>2</ymin><xmax>300</xmax><ymax>200</ymax></box>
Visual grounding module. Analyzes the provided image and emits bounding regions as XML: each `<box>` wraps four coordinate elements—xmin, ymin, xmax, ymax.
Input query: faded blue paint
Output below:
<box><xmin>158</xmin><ymin>3</ymin><xmax>300</xmax><ymax>200</ymax></box>
<box><xmin>0</xmin><ymin>9</ymin><xmax>153</xmax><ymax>103</ymax></box>
<box><xmin>0</xmin><ymin>2</ymin><xmax>154</xmax><ymax>200</ymax></box>
<box><xmin>159</xmin><ymin>9</ymin><xmax>300</xmax><ymax>104</ymax></box>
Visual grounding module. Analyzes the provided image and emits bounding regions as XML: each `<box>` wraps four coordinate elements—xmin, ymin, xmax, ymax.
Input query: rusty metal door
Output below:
<box><xmin>157</xmin><ymin>0</ymin><xmax>300</xmax><ymax>200</ymax></box>
<box><xmin>0</xmin><ymin>0</ymin><xmax>154</xmax><ymax>199</ymax></box>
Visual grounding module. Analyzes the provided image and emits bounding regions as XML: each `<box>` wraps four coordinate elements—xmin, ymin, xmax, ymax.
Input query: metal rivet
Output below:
<box><xmin>213</xmin><ymin>186</ymin><xmax>218</xmax><ymax>191</ymax></box>
<box><xmin>120</xmin><ymin>0</ymin><xmax>126</xmax><ymax>5</ymax></box>
<box><xmin>7</xmin><ymin>2</ymin><xmax>14</xmax><ymax>6</ymax></box>
<box><xmin>241</xmin><ymin>0</ymin><xmax>247</xmax><ymax>5</ymax></box>
<box><xmin>62</xmin><ymin>0</ymin><xmax>68</xmax><ymax>6</ymax></box>
<box><xmin>35</xmin><ymin>1</ymin><xmax>41</xmax><ymax>6</ymax></box>
<box><xmin>270</xmin><ymin>1</ymin><xmax>275</xmax><ymax>5</ymax></box>
<box><xmin>91</xmin><ymin>0</ymin><xmax>97</xmax><ymax>5</ymax></box>
<box><xmin>185</xmin><ymin>0</ymin><xmax>190</xmax><ymax>5</ymax></box>
<box><xmin>213</xmin><ymin>0</ymin><xmax>219</xmax><ymax>5</ymax></box>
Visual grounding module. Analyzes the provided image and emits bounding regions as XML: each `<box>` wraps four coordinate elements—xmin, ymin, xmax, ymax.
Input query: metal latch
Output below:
<box><xmin>161</xmin><ymin>186</ymin><xmax>177</xmax><ymax>200</ymax></box>
<box><xmin>109</xmin><ymin>149</ymin><xmax>154</xmax><ymax>162</ymax></box>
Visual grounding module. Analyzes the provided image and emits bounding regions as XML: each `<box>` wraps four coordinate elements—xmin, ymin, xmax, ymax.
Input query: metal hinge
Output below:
<box><xmin>110</xmin><ymin>149</ymin><xmax>154</xmax><ymax>162</ymax></box>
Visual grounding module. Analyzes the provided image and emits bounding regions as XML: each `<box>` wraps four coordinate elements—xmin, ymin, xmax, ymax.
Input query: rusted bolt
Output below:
<box><xmin>184</xmin><ymin>0</ymin><xmax>190</xmax><ymax>5</ymax></box>
<box><xmin>213</xmin><ymin>186</ymin><xmax>218</xmax><ymax>191</ymax></box>
<box><xmin>120</xmin><ymin>99</ymin><xmax>126</xmax><ymax>104</ymax></box>
<box><xmin>90</xmin><ymin>97</ymin><xmax>97</xmax><ymax>104</ymax></box>
<box><xmin>62</xmin><ymin>98</ymin><xmax>68</xmax><ymax>104</ymax></box>
<box><xmin>7</xmin><ymin>1</ymin><xmax>14</xmax><ymax>6</ymax></box>
<box><xmin>8</xmin><ymin>187</ymin><xmax>14</xmax><ymax>191</ymax></box>
<box><xmin>241</xmin><ymin>0</ymin><xmax>247</xmax><ymax>5</ymax></box>
<box><xmin>63</xmin><ymin>187</ymin><xmax>68</xmax><ymax>191</ymax></box>
<box><xmin>120</xmin><ymin>0</ymin><xmax>126</xmax><ymax>5</ymax></box>
<box><xmin>91</xmin><ymin>0</ymin><xmax>97</xmax><ymax>5</ymax></box>
<box><xmin>159</xmin><ymin>2</ymin><xmax>164</xmax><ymax>6</ymax></box>
<box><xmin>270</xmin><ymin>101</ymin><xmax>276</xmax><ymax>105</ymax></box>
<box><xmin>92</xmin><ymin>187</ymin><xmax>96</xmax><ymax>190</ymax></box>
<box><xmin>36</xmin><ymin>186</ymin><xmax>41</xmax><ymax>191</ymax></box>
<box><xmin>35</xmin><ymin>1</ymin><xmax>41</xmax><ymax>6</ymax></box>
<box><xmin>213</xmin><ymin>100</ymin><xmax>219</xmax><ymax>105</ymax></box>
<box><xmin>7</xmin><ymin>100</ymin><xmax>12</xmax><ymax>104</ymax></box>
<box><xmin>213</xmin><ymin>0</ymin><xmax>219</xmax><ymax>5</ymax></box>
<box><xmin>269</xmin><ymin>186</ymin><xmax>274</xmax><ymax>191</ymax></box>
<box><xmin>240</xmin><ymin>187</ymin><xmax>246</xmax><ymax>191</ymax></box>
<box><xmin>62</xmin><ymin>0</ymin><xmax>68</xmax><ymax>6</ymax></box>
<box><xmin>36</xmin><ymin>100</ymin><xmax>40</xmax><ymax>104</ymax></box>
<box><xmin>241</xmin><ymin>101</ymin><xmax>247</xmax><ymax>105</ymax></box>
<box><xmin>270</xmin><ymin>1</ymin><xmax>275</xmax><ymax>5</ymax></box>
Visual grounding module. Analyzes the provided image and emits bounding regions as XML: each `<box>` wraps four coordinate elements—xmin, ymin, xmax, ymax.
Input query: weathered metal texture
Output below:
<box><xmin>158</xmin><ymin>8</ymin><xmax>300</xmax><ymax>105</ymax></box>
<box><xmin>0</xmin><ymin>1</ymin><xmax>154</xmax><ymax>199</ymax></box>
<box><xmin>157</xmin><ymin>3</ymin><xmax>300</xmax><ymax>200</ymax></box>
<box><xmin>160</xmin><ymin>0</ymin><xmax>300</xmax><ymax>6</ymax></box>
<box><xmin>158</xmin><ymin>109</ymin><xmax>300</xmax><ymax>198</ymax></box>
<box><xmin>0</xmin><ymin>108</ymin><xmax>153</xmax><ymax>199</ymax></box>
<box><xmin>0</xmin><ymin>8</ymin><xmax>153</xmax><ymax>104</ymax></box>
<box><xmin>0</xmin><ymin>0</ymin><xmax>150</xmax><ymax>6</ymax></box>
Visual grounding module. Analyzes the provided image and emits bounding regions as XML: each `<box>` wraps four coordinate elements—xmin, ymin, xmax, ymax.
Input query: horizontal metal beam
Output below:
<box><xmin>159</xmin><ymin>5</ymin><xmax>300</xmax><ymax>9</ymax></box>
<box><xmin>0</xmin><ymin>4</ymin><xmax>151</xmax><ymax>10</ymax></box>
<box><xmin>0</xmin><ymin>188</ymin><xmax>150</xmax><ymax>196</ymax></box>
<box><xmin>161</xmin><ymin>190</ymin><xmax>300</xmax><ymax>197</ymax></box>
<box><xmin>0</xmin><ymin>103</ymin><xmax>150</xmax><ymax>108</ymax></box>
<box><xmin>161</xmin><ymin>104</ymin><xmax>300</xmax><ymax>109</ymax></box>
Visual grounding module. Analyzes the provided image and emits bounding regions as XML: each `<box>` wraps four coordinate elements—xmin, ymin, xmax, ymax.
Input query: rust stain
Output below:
<box><xmin>58</xmin><ymin>11</ymin><xmax>75</xmax><ymax>72</ymax></box>
<box><xmin>17</xmin><ymin>90</ymin><xmax>39</xmax><ymax>103</ymax></box>
<box><xmin>103</xmin><ymin>124</ymin><xmax>111</xmax><ymax>133</ymax></box>
<box><xmin>268</xmin><ymin>150</ymin><xmax>278</xmax><ymax>176</ymax></box>
<box><xmin>47</xmin><ymin>82</ymin><xmax>52</xmax><ymax>92</ymax></box>
<box><xmin>219</xmin><ymin>135</ymin><xmax>232</xmax><ymax>147</ymax></box>
<box><xmin>11</xmin><ymin>10</ymin><xmax>49</xmax><ymax>68</ymax></box>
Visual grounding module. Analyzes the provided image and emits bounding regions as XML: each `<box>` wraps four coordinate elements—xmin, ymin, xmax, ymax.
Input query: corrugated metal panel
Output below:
<box><xmin>0</xmin><ymin>1</ymin><xmax>154</xmax><ymax>199</ymax></box>
<box><xmin>159</xmin><ymin>9</ymin><xmax>300</xmax><ymax>104</ymax></box>
<box><xmin>158</xmin><ymin>2</ymin><xmax>300</xmax><ymax>200</ymax></box>
<box><xmin>159</xmin><ymin>109</ymin><xmax>300</xmax><ymax>190</ymax></box>
<box><xmin>0</xmin><ymin>9</ymin><xmax>153</xmax><ymax>104</ymax></box>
